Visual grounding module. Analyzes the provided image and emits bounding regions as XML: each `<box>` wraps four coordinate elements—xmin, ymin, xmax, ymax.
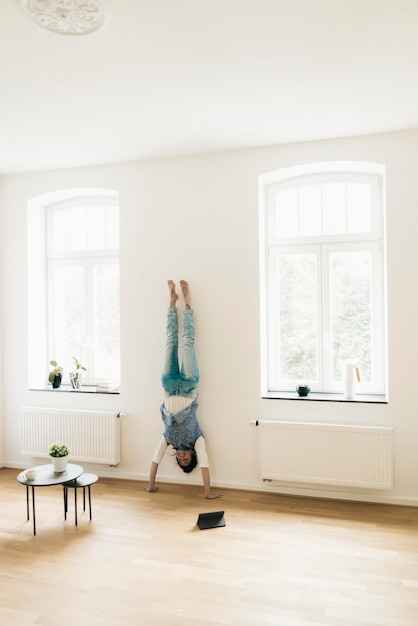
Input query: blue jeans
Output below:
<box><xmin>161</xmin><ymin>308</ymin><xmax>199</xmax><ymax>399</ymax></box>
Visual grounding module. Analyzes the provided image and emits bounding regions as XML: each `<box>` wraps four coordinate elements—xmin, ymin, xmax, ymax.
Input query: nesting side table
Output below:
<box><xmin>63</xmin><ymin>473</ymin><xmax>99</xmax><ymax>526</ymax></box>
<box><xmin>17</xmin><ymin>463</ymin><xmax>84</xmax><ymax>535</ymax></box>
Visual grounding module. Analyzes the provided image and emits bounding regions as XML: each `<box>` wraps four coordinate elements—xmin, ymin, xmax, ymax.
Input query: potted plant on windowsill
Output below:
<box><xmin>49</xmin><ymin>442</ymin><xmax>70</xmax><ymax>473</ymax></box>
<box><xmin>69</xmin><ymin>356</ymin><xmax>87</xmax><ymax>390</ymax></box>
<box><xmin>48</xmin><ymin>360</ymin><xmax>64</xmax><ymax>389</ymax></box>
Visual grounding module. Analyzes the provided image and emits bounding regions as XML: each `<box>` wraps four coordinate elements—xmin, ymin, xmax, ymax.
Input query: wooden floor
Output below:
<box><xmin>1</xmin><ymin>468</ymin><xmax>418</xmax><ymax>626</ymax></box>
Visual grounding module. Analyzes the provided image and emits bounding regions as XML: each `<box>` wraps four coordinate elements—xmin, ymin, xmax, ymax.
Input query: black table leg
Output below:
<box><xmin>25</xmin><ymin>485</ymin><xmax>29</xmax><ymax>521</ymax></box>
<box><xmin>63</xmin><ymin>486</ymin><xmax>68</xmax><ymax>520</ymax></box>
<box><xmin>74</xmin><ymin>485</ymin><xmax>78</xmax><ymax>526</ymax></box>
<box><xmin>31</xmin><ymin>486</ymin><xmax>36</xmax><ymax>536</ymax></box>
<box><xmin>88</xmin><ymin>485</ymin><xmax>92</xmax><ymax>520</ymax></box>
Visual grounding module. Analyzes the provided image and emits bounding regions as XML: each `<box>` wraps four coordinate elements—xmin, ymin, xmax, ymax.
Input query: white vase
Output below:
<box><xmin>343</xmin><ymin>361</ymin><xmax>360</xmax><ymax>399</ymax></box>
<box><xmin>52</xmin><ymin>455</ymin><xmax>68</xmax><ymax>473</ymax></box>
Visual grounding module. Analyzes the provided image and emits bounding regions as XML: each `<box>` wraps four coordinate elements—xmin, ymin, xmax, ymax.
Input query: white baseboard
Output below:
<box><xmin>3</xmin><ymin>462</ymin><xmax>418</xmax><ymax>507</ymax></box>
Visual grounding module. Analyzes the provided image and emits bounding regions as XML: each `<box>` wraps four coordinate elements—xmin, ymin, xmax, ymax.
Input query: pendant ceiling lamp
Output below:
<box><xmin>19</xmin><ymin>0</ymin><xmax>109</xmax><ymax>36</ymax></box>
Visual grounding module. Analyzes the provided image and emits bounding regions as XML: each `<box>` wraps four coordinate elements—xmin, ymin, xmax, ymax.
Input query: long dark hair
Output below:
<box><xmin>176</xmin><ymin>449</ymin><xmax>197</xmax><ymax>473</ymax></box>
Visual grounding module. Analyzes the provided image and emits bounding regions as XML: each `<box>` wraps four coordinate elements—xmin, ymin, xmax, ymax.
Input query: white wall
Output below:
<box><xmin>2</xmin><ymin>129</ymin><xmax>418</xmax><ymax>505</ymax></box>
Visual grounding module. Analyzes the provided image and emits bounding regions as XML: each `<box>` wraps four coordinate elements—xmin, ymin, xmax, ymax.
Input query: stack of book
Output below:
<box><xmin>96</xmin><ymin>379</ymin><xmax>120</xmax><ymax>393</ymax></box>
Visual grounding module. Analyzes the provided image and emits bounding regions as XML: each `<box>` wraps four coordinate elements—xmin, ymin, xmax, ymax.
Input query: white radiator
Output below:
<box><xmin>21</xmin><ymin>407</ymin><xmax>121</xmax><ymax>466</ymax></box>
<box><xmin>256</xmin><ymin>421</ymin><xmax>393</xmax><ymax>489</ymax></box>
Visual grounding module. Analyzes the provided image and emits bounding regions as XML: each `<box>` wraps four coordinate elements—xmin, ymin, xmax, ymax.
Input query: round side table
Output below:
<box><xmin>63</xmin><ymin>473</ymin><xmax>99</xmax><ymax>526</ymax></box>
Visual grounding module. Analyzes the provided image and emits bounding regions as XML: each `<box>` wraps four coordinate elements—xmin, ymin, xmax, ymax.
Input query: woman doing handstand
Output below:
<box><xmin>144</xmin><ymin>280</ymin><xmax>221</xmax><ymax>499</ymax></box>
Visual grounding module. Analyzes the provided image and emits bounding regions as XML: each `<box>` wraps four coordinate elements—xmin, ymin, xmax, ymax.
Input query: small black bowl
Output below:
<box><xmin>296</xmin><ymin>385</ymin><xmax>310</xmax><ymax>397</ymax></box>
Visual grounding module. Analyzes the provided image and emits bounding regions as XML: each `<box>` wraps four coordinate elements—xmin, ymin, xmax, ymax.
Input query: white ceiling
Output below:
<box><xmin>2</xmin><ymin>0</ymin><xmax>418</xmax><ymax>174</ymax></box>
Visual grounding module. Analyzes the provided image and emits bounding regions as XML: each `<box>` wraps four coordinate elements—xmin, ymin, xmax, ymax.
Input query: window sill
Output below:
<box><xmin>263</xmin><ymin>391</ymin><xmax>387</xmax><ymax>404</ymax></box>
<box><xmin>30</xmin><ymin>385</ymin><xmax>120</xmax><ymax>395</ymax></box>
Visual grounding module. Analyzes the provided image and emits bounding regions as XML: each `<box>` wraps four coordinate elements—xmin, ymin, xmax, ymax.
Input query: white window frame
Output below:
<box><xmin>27</xmin><ymin>188</ymin><xmax>120</xmax><ymax>390</ymax></box>
<box><xmin>259</xmin><ymin>162</ymin><xmax>387</xmax><ymax>400</ymax></box>
<box><xmin>46</xmin><ymin>195</ymin><xmax>120</xmax><ymax>386</ymax></box>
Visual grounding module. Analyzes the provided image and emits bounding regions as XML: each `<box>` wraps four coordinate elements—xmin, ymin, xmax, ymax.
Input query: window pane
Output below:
<box><xmin>323</xmin><ymin>183</ymin><xmax>346</xmax><ymax>235</ymax></box>
<box><xmin>70</xmin><ymin>206</ymin><xmax>88</xmax><ymax>250</ymax></box>
<box><xmin>88</xmin><ymin>206</ymin><xmax>106</xmax><ymax>250</ymax></box>
<box><xmin>52</xmin><ymin>208</ymin><xmax>70</xmax><ymax>252</ymax></box>
<box><xmin>106</xmin><ymin>205</ymin><xmax>120</xmax><ymax>249</ymax></box>
<box><xmin>278</xmin><ymin>253</ymin><xmax>318</xmax><ymax>381</ymax></box>
<box><xmin>299</xmin><ymin>184</ymin><xmax>322</xmax><ymax>236</ymax></box>
<box><xmin>93</xmin><ymin>264</ymin><xmax>120</xmax><ymax>379</ymax></box>
<box><xmin>347</xmin><ymin>183</ymin><xmax>372</xmax><ymax>233</ymax></box>
<box><xmin>51</xmin><ymin>265</ymin><xmax>86</xmax><ymax>367</ymax></box>
<box><xmin>330</xmin><ymin>251</ymin><xmax>372</xmax><ymax>382</ymax></box>
<box><xmin>275</xmin><ymin>188</ymin><xmax>298</xmax><ymax>237</ymax></box>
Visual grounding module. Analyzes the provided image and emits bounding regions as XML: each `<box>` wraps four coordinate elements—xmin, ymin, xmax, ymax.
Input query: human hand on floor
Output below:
<box><xmin>205</xmin><ymin>490</ymin><xmax>222</xmax><ymax>499</ymax></box>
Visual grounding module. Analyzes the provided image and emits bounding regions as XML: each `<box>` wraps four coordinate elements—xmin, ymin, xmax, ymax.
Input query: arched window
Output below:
<box><xmin>28</xmin><ymin>188</ymin><xmax>120</xmax><ymax>390</ymax></box>
<box><xmin>259</xmin><ymin>162</ymin><xmax>387</xmax><ymax>400</ymax></box>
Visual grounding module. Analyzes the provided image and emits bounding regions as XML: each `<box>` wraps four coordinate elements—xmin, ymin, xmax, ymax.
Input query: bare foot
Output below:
<box><xmin>180</xmin><ymin>280</ymin><xmax>191</xmax><ymax>308</ymax></box>
<box><xmin>168</xmin><ymin>280</ymin><xmax>178</xmax><ymax>307</ymax></box>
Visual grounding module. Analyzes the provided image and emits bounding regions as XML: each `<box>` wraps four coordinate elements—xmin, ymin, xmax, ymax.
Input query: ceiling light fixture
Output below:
<box><xmin>20</xmin><ymin>0</ymin><xmax>108</xmax><ymax>36</ymax></box>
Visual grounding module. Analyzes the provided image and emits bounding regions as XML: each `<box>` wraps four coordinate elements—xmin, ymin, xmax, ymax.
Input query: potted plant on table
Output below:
<box><xmin>49</xmin><ymin>442</ymin><xmax>70</xmax><ymax>473</ymax></box>
<box><xmin>48</xmin><ymin>360</ymin><xmax>64</xmax><ymax>388</ymax></box>
<box><xmin>69</xmin><ymin>356</ymin><xmax>87</xmax><ymax>390</ymax></box>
